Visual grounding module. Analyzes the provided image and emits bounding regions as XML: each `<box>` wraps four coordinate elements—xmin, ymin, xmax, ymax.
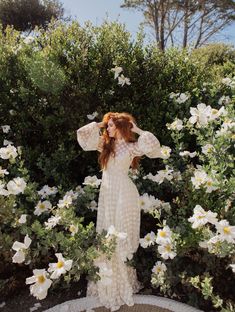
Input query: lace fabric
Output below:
<box><xmin>76</xmin><ymin>122</ymin><xmax>163</xmax><ymax>311</ymax></box>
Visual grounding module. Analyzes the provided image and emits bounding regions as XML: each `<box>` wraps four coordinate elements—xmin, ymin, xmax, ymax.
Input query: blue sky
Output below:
<box><xmin>61</xmin><ymin>0</ymin><xmax>235</xmax><ymax>47</ymax></box>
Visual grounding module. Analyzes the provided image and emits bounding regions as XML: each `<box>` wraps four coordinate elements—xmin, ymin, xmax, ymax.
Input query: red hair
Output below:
<box><xmin>98</xmin><ymin>112</ymin><xmax>141</xmax><ymax>170</ymax></box>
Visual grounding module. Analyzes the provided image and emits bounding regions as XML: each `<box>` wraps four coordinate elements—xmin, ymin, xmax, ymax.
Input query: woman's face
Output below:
<box><xmin>107</xmin><ymin>118</ymin><xmax>117</xmax><ymax>138</ymax></box>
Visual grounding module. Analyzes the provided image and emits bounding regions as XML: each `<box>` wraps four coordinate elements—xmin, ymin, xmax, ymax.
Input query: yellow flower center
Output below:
<box><xmin>146</xmin><ymin>235</ymin><xmax>151</xmax><ymax>241</ymax></box>
<box><xmin>206</xmin><ymin>181</ymin><xmax>212</xmax><ymax>186</ymax></box>
<box><xmin>69</xmin><ymin>225</ymin><xmax>76</xmax><ymax>232</ymax></box>
<box><xmin>197</xmin><ymin>215</ymin><xmax>205</xmax><ymax>219</ymax></box>
<box><xmin>37</xmin><ymin>275</ymin><xmax>45</xmax><ymax>283</ymax></box>
<box><xmin>223</xmin><ymin>227</ymin><xmax>231</xmax><ymax>235</ymax></box>
<box><xmin>165</xmin><ymin>244</ymin><xmax>172</xmax><ymax>252</ymax></box>
<box><xmin>56</xmin><ymin>261</ymin><xmax>64</xmax><ymax>268</ymax></box>
<box><xmin>39</xmin><ymin>204</ymin><xmax>45</xmax><ymax>209</ymax></box>
<box><xmin>160</xmin><ymin>231</ymin><xmax>166</xmax><ymax>237</ymax></box>
<box><xmin>211</xmin><ymin>109</ymin><xmax>218</xmax><ymax>115</ymax></box>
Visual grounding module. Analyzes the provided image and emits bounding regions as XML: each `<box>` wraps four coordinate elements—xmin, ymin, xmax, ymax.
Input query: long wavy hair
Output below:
<box><xmin>98</xmin><ymin>112</ymin><xmax>141</xmax><ymax>170</ymax></box>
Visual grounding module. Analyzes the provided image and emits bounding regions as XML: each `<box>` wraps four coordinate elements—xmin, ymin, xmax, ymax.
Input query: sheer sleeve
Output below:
<box><xmin>76</xmin><ymin>122</ymin><xmax>103</xmax><ymax>152</ymax></box>
<box><xmin>129</xmin><ymin>131</ymin><xmax>163</xmax><ymax>159</ymax></box>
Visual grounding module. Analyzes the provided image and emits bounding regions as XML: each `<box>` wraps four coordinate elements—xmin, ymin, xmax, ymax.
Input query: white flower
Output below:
<box><xmin>169</xmin><ymin>92</ymin><xmax>178</xmax><ymax>99</ymax></box>
<box><xmin>96</xmin><ymin>262</ymin><xmax>113</xmax><ymax>286</ymax></box>
<box><xmin>57</xmin><ymin>194</ymin><xmax>73</xmax><ymax>208</ymax></box>
<box><xmin>23</xmin><ymin>36</ymin><xmax>35</xmax><ymax>44</ymax></box>
<box><xmin>215</xmin><ymin>220</ymin><xmax>235</xmax><ymax>243</ymax></box>
<box><xmin>87</xmin><ymin>111</ymin><xmax>98</xmax><ymax>120</ymax></box>
<box><xmin>48</xmin><ymin>253</ymin><xmax>73</xmax><ymax>279</ymax></box>
<box><xmin>221</xmin><ymin>77</ymin><xmax>235</xmax><ymax>88</ymax></box>
<box><xmin>201</xmin><ymin>144</ymin><xmax>215</xmax><ymax>155</ymax></box>
<box><xmin>18</xmin><ymin>214</ymin><xmax>27</xmax><ymax>224</ymax></box>
<box><xmin>38</xmin><ymin>185</ymin><xmax>58</xmax><ymax>198</ymax></box>
<box><xmin>218</xmin><ymin>96</ymin><xmax>231</xmax><ymax>106</ymax></box>
<box><xmin>152</xmin><ymin>261</ymin><xmax>167</xmax><ymax>275</ymax></box>
<box><xmin>204</xmin><ymin>177</ymin><xmax>219</xmax><ymax>193</ymax></box>
<box><xmin>12</xmin><ymin>234</ymin><xmax>32</xmax><ymax>263</ymax></box>
<box><xmin>111</xmin><ymin>66</ymin><xmax>123</xmax><ymax>79</ymax></box>
<box><xmin>0</xmin><ymin>302</ymin><xmax>6</xmax><ymax>308</ymax></box>
<box><xmin>156</xmin><ymin>226</ymin><xmax>172</xmax><ymax>245</ymax></box>
<box><xmin>144</xmin><ymin>166</ymin><xmax>174</xmax><ymax>185</ymax></box>
<box><xmin>88</xmin><ymin>200</ymin><xmax>97</xmax><ymax>211</ymax></box>
<box><xmin>26</xmin><ymin>269</ymin><xmax>52</xmax><ymax>300</ymax></box>
<box><xmin>175</xmin><ymin>93</ymin><xmax>190</xmax><ymax>104</ymax></box>
<box><xmin>208</xmin><ymin>106</ymin><xmax>227</xmax><ymax>121</ymax></box>
<box><xmin>117</xmin><ymin>74</ymin><xmax>131</xmax><ymax>86</ymax></box>
<box><xmin>3</xmin><ymin>139</ymin><xmax>13</xmax><ymax>146</ymax></box>
<box><xmin>44</xmin><ymin>215</ymin><xmax>61</xmax><ymax>229</ymax></box>
<box><xmin>188</xmin><ymin>205</ymin><xmax>218</xmax><ymax>228</ymax></box>
<box><xmin>160</xmin><ymin>146</ymin><xmax>171</xmax><ymax>159</ymax></box>
<box><xmin>216</xmin><ymin>118</ymin><xmax>235</xmax><ymax>136</ymax></box>
<box><xmin>29</xmin><ymin>302</ymin><xmax>42</xmax><ymax>312</ymax></box>
<box><xmin>0</xmin><ymin>166</ymin><xmax>9</xmax><ymax>177</ymax></box>
<box><xmin>191</xmin><ymin>168</ymin><xmax>208</xmax><ymax>189</ymax></box>
<box><xmin>75</xmin><ymin>185</ymin><xmax>85</xmax><ymax>194</ymax></box>
<box><xmin>0</xmin><ymin>181</ymin><xmax>8</xmax><ymax>196</ymax></box>
<box><xmin>105</xmin><ymin>225</ymin><xmax>127</xmax><ymax>240</ymax></box>
<box><xmin>83</xmin><ymin>175</ymin><xmax>101</xmax><ymax>188</ymax></box>
<box><xmin>199</xmin><ymin>233</ymin><xmax>222</xmax><ymax>252</ymax></box>
<box><xmin>0</xmin><ymin>145</ymin><xmax>18</xmax><ymax>159</ymax></box>
<box><xmin>1</xmin><ymin>125</ymin><xmax>10</xmax><ymax>133</ymax></box>
<box><xmin>189</xmin><ymin>103</ymin><xmax>212</xmax><ymax>127</ymax></box>
<box><xmin>7</xmin><ymin>177</ymin><xmax>27</xmax><ymax>195</ymax></box>
<box><xmin>166</xmin><ymin>118</ymin><xmax>184</xmax><ymax>131</ymax></box>
<box><xmin>140</xmin><ymin>231</ymin><xmax>156</xmax><ymax>248</ymax></box>
<box><xmin>34</xmin><ymin>200</ymin><xmax>52</xmax><ymax>216</ymax></box>
<box><xmin>65</xmin><ymin>190</ymin><xmax>79</xmax><ymax>200</ymax></box>
<box><xmin>158</xmin><ymin>242</ymin><xmax>176</xmax><ymax>259</ymax></box>
<box><xmin>139</xmin><ymin>193</ymin><xmax>161</xmax><ymax>212</ymax></box>
<box><xmin>69</xmin><ymin>224</ymin><xmax>78</xmax><ymax>236</ymax></box>
<box><xmin>179</xmin><ymin>151</ymin><xmax>197</xmax><ymax>158</ymax></box>
<box><xmin>229</xmin><ymin>264</ymin><xmax>235</xmax><ymax>273</ymax></box>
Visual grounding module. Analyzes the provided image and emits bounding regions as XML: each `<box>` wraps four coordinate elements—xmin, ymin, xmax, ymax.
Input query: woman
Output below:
<box><xmin>76</xmin><ymin>112</ymin><xmax>163</xmax><ymax>311</ymax></box>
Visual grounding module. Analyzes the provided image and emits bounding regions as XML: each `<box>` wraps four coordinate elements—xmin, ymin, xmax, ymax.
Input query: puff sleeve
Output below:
<box><xmin>76</xmin><ymin>122</ymin><xmax>103</xmax><ymax>152</ymax></box>
<box><xmin>129</xmin><ymin>130</ymin><xmax>163</xmax><ymax>159</ymax></box>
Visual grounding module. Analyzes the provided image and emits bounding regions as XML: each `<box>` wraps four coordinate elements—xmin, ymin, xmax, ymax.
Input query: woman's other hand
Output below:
<box><xmin>130</xmin><ymin>121</ymin><xmax>143</xmax><ymax>135</ymax></box>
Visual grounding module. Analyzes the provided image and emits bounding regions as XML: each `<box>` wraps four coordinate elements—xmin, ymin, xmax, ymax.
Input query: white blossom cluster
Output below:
<box><xmin>111</xmin><ymin>66</ymin><xmax>131</xmax><ymax>86</ymax></box>
<box><xmin>189</xmin><ymin>103</ymin><xmax>227</xmax><ymax>128</ymax></box>
<box><xmin>83</xmin><ymin>175</ymin><xmax>101</xmax><ymax>188</ymax></box>
<box><xmin>151</xmin><ymin>260</ymin><xmax>167</xmax><ymax>288</ymax></box>
<box><xmin>188</xmin><ymin>205</ymin><xmax>235</xmax><ymax>272</ymax></box>
<box><xmin>169</xmin><ymin>92</ymin><xmax>190</xmax><ymax>104</ymax></box>
<box><xmin>143</xmin><ymin>165</ymin><xmax>182</xmax><ymax>185</ymax></box>
<box><xmin>0</xmin><ymin>141</ymin><xmax>27</xmax><ymax>196</ymax></box>
<box><xmin>191</xmin><ymin>165</ymin><xmax>219</xmax><ymax>193</ymax></box>
<box><xmin>221</xmin><ymin>77</ymin><xmax>235</xmax><ymax>89</ymax></box>
<box><xmin>140</xmin><ymin>225</ymin><xmax>177</xmax><ymax>260</ymax></box>
<box><xmin>25</xmin><ymin>253</ymin><xmax>73</xmax><ymax>300</ymax></box>
<box><xmin>139</xmin><ymin>193</ymin><xmax>170</xmax><ymax>213</ymax></box>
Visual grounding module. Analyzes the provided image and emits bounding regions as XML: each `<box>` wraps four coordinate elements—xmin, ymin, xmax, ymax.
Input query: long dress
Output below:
<box><xmin>76</xmin><ymin>121</ymin><xmax>163</xmax><ymax>311</ymax></box>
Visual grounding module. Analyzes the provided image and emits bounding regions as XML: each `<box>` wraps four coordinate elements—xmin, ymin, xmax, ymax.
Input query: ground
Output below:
<box><xmin>0</xmin><ymin>279</ymin><xmax>86</xmax><ymax>312</ymax></box>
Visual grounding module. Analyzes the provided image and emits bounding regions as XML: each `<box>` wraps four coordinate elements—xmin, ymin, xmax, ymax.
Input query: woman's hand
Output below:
<box><xmin>130</xmin><ymin>120</ymin><xmax>143</xmax><ymax>135</ymax></box>
<box><xmin>97</xmin><ymin>121</ymin><xmax>106</xmax><ymax>128</ymax></box>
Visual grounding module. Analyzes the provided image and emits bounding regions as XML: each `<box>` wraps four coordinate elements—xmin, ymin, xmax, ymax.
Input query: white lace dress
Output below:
<box><xmin>76</xmin><ymin>122</ymin><xmax>163</xmax><ymax>311</ymax></box>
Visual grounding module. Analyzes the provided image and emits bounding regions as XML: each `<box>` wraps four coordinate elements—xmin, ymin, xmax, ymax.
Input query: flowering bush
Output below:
<box><xmin>0</xmin><ymin>135</ymin><xmax>120</xmax><ymax>300</ymax></box>
<box><xmin>133</xmin><ymin>77</ymin><xmax>235</xmax><ymax>311</ymax></box>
